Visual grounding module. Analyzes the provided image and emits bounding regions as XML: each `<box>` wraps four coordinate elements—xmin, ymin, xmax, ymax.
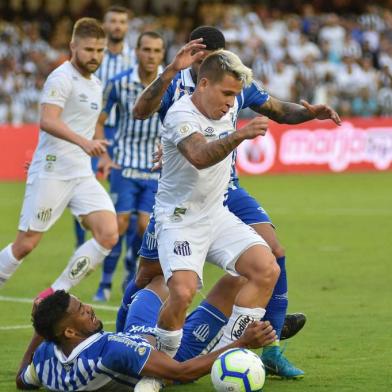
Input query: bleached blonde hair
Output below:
<box><xmin>198</xmin><ymin>49</ymin><xmax>253</xmax><ymax>87</ymax></box>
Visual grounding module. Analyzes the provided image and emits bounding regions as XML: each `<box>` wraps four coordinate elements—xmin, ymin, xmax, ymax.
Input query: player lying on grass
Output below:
<box><xmin>16</xmin><ymin>277</ymin><xmax>276</xmax><ymax>391</ymax></box>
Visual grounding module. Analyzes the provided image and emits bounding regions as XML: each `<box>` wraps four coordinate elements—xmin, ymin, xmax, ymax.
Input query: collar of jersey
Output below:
<box><xmin>181</xmin><ymin>68</ymin><xmax>195</xmax><ymax>88</ymax></box>
<box><xmin>53</xmin><ymin>332</ymin><xmax>105</xmax><ymax>364</ymax></box>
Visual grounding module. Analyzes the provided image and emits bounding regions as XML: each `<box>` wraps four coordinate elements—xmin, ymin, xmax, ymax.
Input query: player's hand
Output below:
<box><xmin>238</xmin><ymin>116</ymin><xmax>269</xmax><ymax>140</ymax></box>
<box><xmin>81</xmin><ymin>139</ymin><xmax>110</xmax><ymax>157</ymax></box>
<box><xmin>301</xmin><ymin>99</ymin><xmax>342</xmax><ymax>126</ymax></box>
<box><xmin>151</xmin><ymin>144</ymin><xmax>163</xmax><ymax>172</ymax></box>
<box><xmin>238</xmin><ymin>321</ymin><xmax>277</xmax><ymax>349</ymax></box>
<box><xmin>169</xmin><ymin>38</ymin><xmax>206</xmax><ymax>72</ymax></box>
<box><xmin>24</xmin><ymin>160</ymin><xmax>31</xmax><ymax>174</ymax></box>
<box><xmin>97</xmin><ymin>153</ymin><xmax>120</xmax><ymax>180</ymax></box>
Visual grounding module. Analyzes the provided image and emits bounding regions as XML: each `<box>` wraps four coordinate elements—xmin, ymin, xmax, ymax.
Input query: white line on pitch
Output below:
<box><xmin>0</xmin><ymin>295</ymin><xmax>118</xmax><ymax>311</ymax></box>
<box><xmin>0</xmin><ymin>321</ymin><xmax>116</xmax><ymax>331</ymax></box>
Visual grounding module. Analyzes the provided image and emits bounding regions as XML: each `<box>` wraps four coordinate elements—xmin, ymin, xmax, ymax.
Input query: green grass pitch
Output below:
<box><xmin>0</xmin><ymin>172</ymin><xmax>391</xmax><ymax>392</ymax></box>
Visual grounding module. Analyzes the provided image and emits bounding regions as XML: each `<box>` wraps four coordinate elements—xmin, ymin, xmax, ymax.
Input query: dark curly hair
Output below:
<box><xmin>190</xmin><ymin>26</ymin><xmax>225</xmax><ymax>51</ymax></box>
<box><xmin>33</xmin><ymin>290</ymin><xmax>71</xmax><ymax>344</ymax></box>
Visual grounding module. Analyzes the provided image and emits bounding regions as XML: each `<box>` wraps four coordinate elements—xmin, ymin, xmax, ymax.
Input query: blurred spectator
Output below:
<box><xmin>352</xmin><ymin>88</ymin><xmax>378</xmax><ymax>117</ymax></box>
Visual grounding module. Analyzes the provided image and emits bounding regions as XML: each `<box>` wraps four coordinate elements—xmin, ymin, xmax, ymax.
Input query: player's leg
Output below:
<box><xmin>123</xmin><ymin>178</ymin><xmax>157</xmax><ymax>290</ymax></box>
<box><xmin>73</xmin><ymin>218</ymin><xmax>86</xmax><ymax>248</ymax></box>
<box><xmin>226</xmin><ymin>185</ymin><xmax>304</xmax><ymax>377</ymax></box>
<box><xmin>47</xmin><ymin>177</ymin><xmax>118</xmax><ymax>294</ymax></box>
<box><xmin>0</xmin><ymin>178</ymin><xmax>73</xmax><ymax>287</ymax></box>
<box><xmin>208</xmin><ymin>209</ymin><xmax>279</xmax><ymax>347</ymax></box>
<box><xmin>93</xmin><ymin>169</ymin><xmax>136</xmax><ymax>301</ymax></box>
<box><xmin>155</xmin><ymin>221</ymin><xmax>209</xmax><ymax>358</ymax></box>
<box><xmin>123</xmin><ymin>215</ymin><xmax>139</xmax><ymax>290</ymax></box>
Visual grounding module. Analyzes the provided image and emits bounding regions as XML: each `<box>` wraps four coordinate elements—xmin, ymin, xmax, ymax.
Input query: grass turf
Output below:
<box><xmin>0</xmin><ymin>172</ymin><xmax>391</xmax><ymax>392</ymax></box>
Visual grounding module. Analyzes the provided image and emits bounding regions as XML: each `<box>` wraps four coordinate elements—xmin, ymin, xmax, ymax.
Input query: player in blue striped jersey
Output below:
<box><xmin>131</xmin><ymin>26</ymin><xmax>340</xmax><ymax>381</ymax></box>
<box><xmin>16</xmin><ymin>287</ymin><xmax>275</xmax><ymax>391</ymax></box>
<box><xmin>74</xmin><ymin>5</ymin><xmax>137</xmax><ymax>253</ymax></box>
<box><xmin>92</xmin><ymin>32</ymin><xmax>165</xmax><ymax>302</ymax></box>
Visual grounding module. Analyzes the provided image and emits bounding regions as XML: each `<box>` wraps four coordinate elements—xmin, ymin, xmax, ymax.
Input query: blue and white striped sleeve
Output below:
<box><xmin>102</xmin><ymin>80</ymin><xmax>118</xmax><ymax>115</ymax></box>
<box><xmin>241</xmin><ymin>80</ymin><xmax>270</xmax><ymax>109</ymax></box>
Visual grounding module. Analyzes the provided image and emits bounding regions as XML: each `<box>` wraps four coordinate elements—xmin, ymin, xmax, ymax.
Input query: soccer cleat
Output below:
<box><xmin>261</xmin><ymin>346</ymin><xmax>304</xmax><ymax>379</ymax></box>
<box><xmin>92</xmin><ymin>283</ymin><xmax>111</xmax><ymax>302</ymax></box>
<box><xmin>134</xmin><ymin>376</ymin><xmax>163</xmax><ymax>392</ymax></box>
<box><xmin>281</xmin><ymin>313</ymin><xmax>307</xmax><ymax>340</ymax></box>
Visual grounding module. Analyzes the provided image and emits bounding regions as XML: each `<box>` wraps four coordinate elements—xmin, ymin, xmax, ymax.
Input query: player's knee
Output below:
<box><xmin>245</xmin><ymin>252</ymin><xmax>280</xmax><ymax>288</ymax></box>
<box><xmin>169</xmin><ymin>284</ymin><xmax>197</xmax><ymax>310</ymax></box>
<box><xmin>95</xmin><ymin>229</ymin><xmax>119</xmax><ymax>250</ymax></box>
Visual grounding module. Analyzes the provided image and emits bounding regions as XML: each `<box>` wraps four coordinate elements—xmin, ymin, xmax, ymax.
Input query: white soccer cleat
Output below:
<box><xmin>134</xmin><ymin>376</ymin><xmax>163</xmax><ymax>392</ymax></box>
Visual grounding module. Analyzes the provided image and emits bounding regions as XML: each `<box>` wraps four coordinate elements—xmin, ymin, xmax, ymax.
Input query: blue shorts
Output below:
<box><xmin>110</xmin><ymin>168</ymin><xmax>158</xmax><ymax>215</ymax></box>
<box><xmin>139</xmin><ymin>181</ymin><xmax>273</xmax><ymax>261</ymax></box>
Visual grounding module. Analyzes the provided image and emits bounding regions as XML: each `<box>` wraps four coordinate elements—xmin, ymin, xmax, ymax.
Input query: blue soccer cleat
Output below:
<box><xmin>261</xmin><ymin>346</ymin><xmax>305</xmax><ymax>379</ymax></box>
<box><xmin>93</xmin><ymin>283</ymin><xmax>111</xmax><ymax>302</ymax></box>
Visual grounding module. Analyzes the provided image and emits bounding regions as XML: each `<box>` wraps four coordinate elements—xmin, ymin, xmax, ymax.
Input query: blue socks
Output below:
<box><xmin>73</xmin><ymin>218</ymin><xmax>85</xmax><ymax>248</ymax></box>
<box><xmin>264</xmin><ymin>256</ymin><xmax>288</xmax><ymax>339</ymax></box>
<box><xmin>100</xmin><ymin>235</ymin><xmax>123</xmax><ymax>286</ymax></box>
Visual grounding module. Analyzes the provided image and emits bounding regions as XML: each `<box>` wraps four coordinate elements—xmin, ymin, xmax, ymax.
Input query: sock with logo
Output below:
<box><xmin>156</xmin><ymin>327</ymin><xmax>183</xmax><ymax>358</ymax></box>
<box><xmin>175</xmin><ymin>300</ymin><xmax>228</xmax><ymax>361</ymax></box>
<box><xmin>123</xmin><ymin>288</ymin><xmax>163</xmax><ymax>334</ymax></box>
<box><xmin>264</xmin><ymin>256</ymin><xmax>288</xmax><ymax>340</ymax></box>
<box><xmin>51</xmin><ymin>238</ymin><xmax>110</xmax><ymax>291</ymax></box>
<box><xmin>213</xmin><ymin>305</ymin><xmax>266</xmax><ymax>350</ymax></box>
<box><xmin>0</xmin><ymin>244</ymin><xmax>22</xmax><ymax>287</ymax></box>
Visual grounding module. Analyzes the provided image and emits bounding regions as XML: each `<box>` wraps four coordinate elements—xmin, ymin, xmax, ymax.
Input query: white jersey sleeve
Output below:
<box><xmin>40</xmin><ymin>73</ymin><xmax>72</xmax><ymax>108</ymax></box>
<box><xmin>164</xmin><ymin>111</ymin><xmax>203</xmax><ymax>146</ymax></box>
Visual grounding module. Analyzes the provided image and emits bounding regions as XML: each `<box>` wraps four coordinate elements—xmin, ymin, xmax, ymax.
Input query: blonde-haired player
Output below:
<box><xmin>0</xmin><ymin>18</ymin><xmax>118</xmax><ymax>296</ymax></box>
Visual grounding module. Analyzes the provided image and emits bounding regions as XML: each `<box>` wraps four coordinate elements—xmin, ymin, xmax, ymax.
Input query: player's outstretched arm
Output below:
<box><xmin>40</xmin><ymin>103</ymin><xmax>110</xmax><ymax>157</ymax></box>
<box><xmin>133</xmin><ymin>39</ymin><xmax>206</xmax><ymax>119</ymax></box>
<box><xmin>141</xmin><ymin>321</ymin><xmax>276</xmax><ymax>383</ymax></box>
<box><xmin>178</xmin><ymin>116</ymin><xmax>268</xmax><ymax>169</ymax></box>
<box><xmin>250</xmin><ymin>96</ymin><xmax>341</xmax><ymax>125</ymax></box>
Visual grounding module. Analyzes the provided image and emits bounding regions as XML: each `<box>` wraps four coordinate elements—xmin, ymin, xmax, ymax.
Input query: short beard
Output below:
<box><xmin>74</xmin><ymin>52</ymin><xmax>100</xmax><ymax>75</ymax></box>
<box><xmin>108</xmin><ymin>34</ymin><xmax>124</xmax><ymax>44</ymax></box>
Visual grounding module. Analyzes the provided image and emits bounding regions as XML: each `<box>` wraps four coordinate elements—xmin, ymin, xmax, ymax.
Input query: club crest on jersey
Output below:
<box><xmin>173</xmin><ymin>241</ymin><xmax>191</xmax><ymax>256</ymax></box>
<box><xmin>192</xmin><ymin>323</ymin><xmax>210</xmax><ymax>342</ymax></box>
<box><xmin>231</xmin><ymin>315</ymin><xmax>254</xmax><ymax>340</ymax></box>
<box><xmin>37</xmin><ymin>207</ymin><xmax>52</xmax><ymax>222</ymax></box>
<box><xmin>137</xmin><ymin>346</ymin><xmax>147</xmax><ymax>356</ymax></box>
<box><xmin>69</xmin><ymin>256</ymin><xmax>91</xmax><ymax>280</ymax></box>
<box><xmin>179</xmin><ymin>124</ymin><xmax>192</xmax><ymax>135</ymax></box>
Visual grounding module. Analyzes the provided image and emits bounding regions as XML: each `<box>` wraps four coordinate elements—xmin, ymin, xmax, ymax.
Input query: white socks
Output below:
<box><xmin>51</xmin><ymin>239</ymin><xmax>110</xmax><ymax>292</ymax></box>
<box><xmin>0</xmin><ymin>244</ymin><xmax>22</xmax><ymax>287</ymax></box>
<box><xmin>214</xmin><ymin>305</ymin><xmax>266</xmax><ymax>350</ymax></box>
<box><xmin>155</xmin><ymin>327</ymin><xmax>183</xmax><ymax>358</ymax></box>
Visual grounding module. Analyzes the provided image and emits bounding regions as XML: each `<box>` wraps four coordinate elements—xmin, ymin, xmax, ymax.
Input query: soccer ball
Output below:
<box><xmin>211</xmin><ymin>348</ymin><xmax>265</xmax><ymax>392</ymax></box>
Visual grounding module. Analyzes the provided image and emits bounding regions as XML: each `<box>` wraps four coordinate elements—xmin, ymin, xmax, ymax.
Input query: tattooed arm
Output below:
<box><xmin>133</xmin><ymin>39</ymin><xmax>206</xmax><ymax>119</ymax></box>
<box><xmin>177</xmin><ymin>117</ymin><xmax>268</xmax><ymax>169</ymax></box>
<box><xmin>251</xmin><ymin>96</ymin><xmax>341</xmax><ymax>125</ymax></box>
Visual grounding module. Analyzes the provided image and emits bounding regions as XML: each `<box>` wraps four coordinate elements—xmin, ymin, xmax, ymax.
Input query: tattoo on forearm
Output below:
<box><xmin>142</xmin><ymin>76</ymin><xmax>165</xmax><ymax>101</ymax></box>
<box><xmin>251</xmin><ymin>99</ymin><xmax>314</xmax><ymax>124</ymax></box>
<box><xmin>178</xmin><ymin>132</ymin><xmax>241</xmax><ymax>168</ymax></box>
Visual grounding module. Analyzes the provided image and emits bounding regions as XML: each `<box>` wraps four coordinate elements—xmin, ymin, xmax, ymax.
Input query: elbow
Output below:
<box><xmin>15</xmin><ymin>375</ymin><xmax>25</xmax><ymax>390</ymax></box>
<box><xmin>188</xmin><ymin>155</ymin><xmax>210</xmax><ymax>170</ymax></box>
<box><xmin>132</xmin><ymin>106</ymin><xmax>148</xmax><ymax>120</ymax></box>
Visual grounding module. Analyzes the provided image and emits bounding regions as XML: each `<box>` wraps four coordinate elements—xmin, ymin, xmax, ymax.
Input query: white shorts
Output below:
<box><xmin>156</xmin><ymin>207</ymin><xmax>270</xmax><ymax>286</ymax></box>
<box><xmin>18</xmin><ymin>176</ymin><xmax>115</xmax><ymax>232</ymax></box>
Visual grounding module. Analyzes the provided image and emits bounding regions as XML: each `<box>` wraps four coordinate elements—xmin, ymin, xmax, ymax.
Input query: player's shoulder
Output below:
<box><xmin>46</xmin><ymin>61</ymin><xmax>73</xmax><ymax>82</ymax></box>
<box><xmin>164</xmin><ymin>94</ymin><xmax>197</xmax><ymax>125</ymax></box>
<box><xmin>32</xmin><ymin>341</ymin><xmax>55</xmax><ymax>364</ymax></box>
<box><xmin>109</xmin><ymin>66</ymin><xmax>135</xmax><ymax>84</ymax></box>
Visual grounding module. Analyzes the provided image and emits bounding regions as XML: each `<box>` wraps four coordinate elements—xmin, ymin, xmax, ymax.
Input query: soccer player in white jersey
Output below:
<box><xmin>73</xmin><ymin>5</ymin><xmax>136</xmax><ymax>250</ymax></box>
<box><xmin>16</xmin><ymin>286</ymin><xmax>276</xmax><ymax>391</ymax></box>
<box><xmin>0</xmin><ymin>18</ymin><xmax>118</xmax><ymax>295</ymax></box>
<box><xmin>151</xmin><ymin>50</ymin><xmax>280</xmax><ymax>370</ymax></box>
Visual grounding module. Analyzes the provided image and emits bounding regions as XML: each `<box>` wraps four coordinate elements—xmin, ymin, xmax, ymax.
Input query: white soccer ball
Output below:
<box><xmin>211</xmin><ymin>348</ymin><xmax>265</xmax><ymax>392</ymax></box>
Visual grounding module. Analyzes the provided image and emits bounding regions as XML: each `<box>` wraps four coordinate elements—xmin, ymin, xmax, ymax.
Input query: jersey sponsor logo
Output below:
<box><xmin>37</xmin><ymin>207</ymin><xmax>52</xmax><ymax>222</ymax></box>
<box><xmin>69</xmin><ymin>256</ymin><xmax>91</xmax><ymax>280</ymax></box>
<box><xmin>173</xmin><ymin>240</ymin><xmax>191</xmax><ymax>256</ymax></box>
<box><xmin>192</xmin><ymin>323</ymin><xmax>210</xmax><ymax>342</ymax></box>
<box><xmin>204</xmin><ymin>127</ymin><xmax>215</xmax><ymax>137</ymax></box>
<box><xmin>219</xmin><ymin>131</ymin><xmax>229</xmax><ymax>139</ymax></box>
<box><xmin>127</xmin><ymin>325</ymin><xmax>156</xmax><ymax>335</ymax></box>
<box><xmin>90</xmin><ymin>102</ymin><xmax>98</xmax><ymax>110</ymax></box>
<box><xmin>45</xmin><ymin>154</ymin><xmax>57</xmax><ymax>162</ymax></box>
<box><xmin>231</xmin><ymin>315</ymin><xmax>254</xmax><ymax>340</ymax></box>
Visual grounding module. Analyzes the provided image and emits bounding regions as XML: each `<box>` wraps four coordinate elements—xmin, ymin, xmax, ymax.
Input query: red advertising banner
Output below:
<box><xmin>236</xmin><ymin>118</ymin><xmax>392</xmax><ymax>174</ymax></box>
<box><xmin>1</xmin><ymin>118</ymin><xmax>392</xmax><ymax>180</ymax></box>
